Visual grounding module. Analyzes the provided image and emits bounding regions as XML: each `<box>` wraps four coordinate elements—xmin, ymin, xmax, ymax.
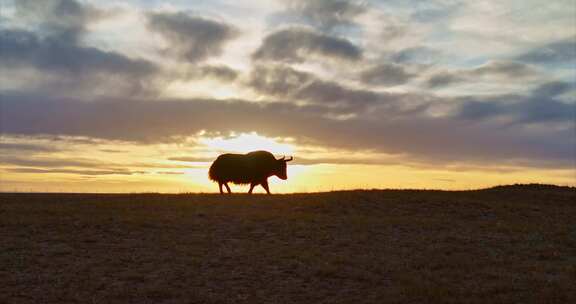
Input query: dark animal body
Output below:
<box><xmin>209</xmin><ymin>150</ymin><xmax>293</xmax><ymax>194</ymax></box>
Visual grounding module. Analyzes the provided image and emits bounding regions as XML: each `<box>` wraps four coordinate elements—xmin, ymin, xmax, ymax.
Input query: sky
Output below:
<box><xmin>0</xmin><ymin>0</ymin><xmax>575</xmax><ymax>193</ymax></box>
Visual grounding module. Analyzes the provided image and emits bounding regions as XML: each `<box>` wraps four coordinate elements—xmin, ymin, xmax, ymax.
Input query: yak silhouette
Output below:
<box><xmin>209</xmin><ymin>150</ymin><xmax>293</xmax><ymax>194</ymax></box>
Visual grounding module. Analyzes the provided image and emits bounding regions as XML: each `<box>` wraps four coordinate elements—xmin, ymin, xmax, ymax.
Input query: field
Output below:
<box><xmin>1</xmin><ymin>185</ymin><xmax>575</xmax><ymax>304</ymax></box>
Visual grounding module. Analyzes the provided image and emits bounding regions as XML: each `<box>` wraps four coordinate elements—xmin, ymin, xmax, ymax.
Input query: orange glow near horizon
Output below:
<box><xmin>0</xmin><ymin>133</ymin><xmax>574</xmax><ymax>193</ymax></box>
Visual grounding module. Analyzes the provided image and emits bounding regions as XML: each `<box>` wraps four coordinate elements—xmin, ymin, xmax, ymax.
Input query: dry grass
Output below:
<box><xmin>1</xmin><ymin>184</ymin><xmax>575</xmax><ymax>303</ymax></box>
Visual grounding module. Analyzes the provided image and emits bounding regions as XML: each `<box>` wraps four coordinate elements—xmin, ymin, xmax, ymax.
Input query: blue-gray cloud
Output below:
<box><xmin>427</xmin><ymin>72</ymin><xmax>465</xmax><ymax>88</ymax></box>
<box><xmin>253</xmin><ymin>28</ymin><xmax>362</xmax><ymax>63</ymax></box>
<box><xmin>516</xmin><ymin>38</ymin><xmax>576</xmax><ymax>66</ymax></box>
<box><xmin>0</xmin><ymin>29</ymin><xmax>156</xmax><ymax>78</ymax></box>
<box><xmin>147</xmin><ymin>12</ymin><xmax>238</xmax><ymax>63</ymax></box>
<box><xmin>14</xmin><ymin>0</ymin><xmax>104</xmax><ymax>45</ymax></box>
<box><xmin>455</xmin><ymin>81</ymin><xmax>576</xmax><ymax>125</ymax></box>
<box><xmin>359</xmin><ymin>63</ymin><xmax>416</xmax><ymax>86</ymax></box>
<box><xmin>294</xmin><ymin>80</ymin><xmax>381</xmax><ymax>108</ymax></box>
<box><xmin>426</xmin><ymin>61</ymin><xmax>538</xmax><ymax>88</ymax></box>
<box><xmin>390</xmin><ymin>47</ymin><xmax>443</xmax><ymax>64</ymax></box>
<box><xmin>0</xmin><ymin>29</ymin><xmax>158</xmax><ymax>95</ymax></box>
<box><xmin>1</xmin><ymin>0</ymin><xmax>158</xmax><ymax>96</ymax></box>
<box><xmin>247</xmin><ymin>64</ymin><xmax>313</xmax><ymax>96</ymax></box>
<box><xmin>246</xmin><ymin>64</ymin><xmax>395</xmax><ymax>112</ymax></box>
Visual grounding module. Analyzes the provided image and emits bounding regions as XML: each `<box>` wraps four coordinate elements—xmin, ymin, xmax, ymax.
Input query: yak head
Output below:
<box><xmin>274</xmin><ymin>156</ymin><xmax>293</xmax><ymax>180</ymax></box>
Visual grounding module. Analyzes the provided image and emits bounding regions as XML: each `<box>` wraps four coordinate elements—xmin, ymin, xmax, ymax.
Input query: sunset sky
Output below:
<box><xmin>1</xmin><ymin>0</ymin><xmax>575</xmax><ymax>193</ymax></box>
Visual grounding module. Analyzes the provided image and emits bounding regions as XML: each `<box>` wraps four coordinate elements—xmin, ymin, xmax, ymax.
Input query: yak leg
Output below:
<box><xmin>261</xmin><ymin>180</ymin><xmax>271</xmax><ymax>194</ymax></box>
<box><xmin>218</xmin><ymin>182</ymin><xmax>224</xmax><ymax>194</ymax></box>
<box><xmin>248</xmin><ymin>182</ymin><xmax>257</xmax><ymax>194</ymax></box>
<box><xmin>224</xmin><ymin>183</ymin><xmax>232</xmax><ymax>194</ymax></box>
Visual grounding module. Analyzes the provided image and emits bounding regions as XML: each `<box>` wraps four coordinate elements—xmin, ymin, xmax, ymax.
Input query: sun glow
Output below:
<box><xmin>1</xmin><ymin>135</ymin><xmax>574</xmax><ymax>194</ymax></box>
<box><xmin>199</xmin><ymin>132</ymin><xmax>295</xmax><ymax>156</ymax></box>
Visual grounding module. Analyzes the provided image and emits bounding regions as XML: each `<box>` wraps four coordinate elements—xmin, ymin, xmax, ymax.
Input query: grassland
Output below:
<box><xmin>1</xmin><ymin>184</ymin><xmax>575</xmax><ymax>304</ymax></box>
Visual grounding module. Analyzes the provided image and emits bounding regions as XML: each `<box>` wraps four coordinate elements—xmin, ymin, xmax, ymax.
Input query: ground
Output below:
<box><xmin>1</xmin><ymin>184</ymin><xmax>575</xmax><ymax>304</ymax></box>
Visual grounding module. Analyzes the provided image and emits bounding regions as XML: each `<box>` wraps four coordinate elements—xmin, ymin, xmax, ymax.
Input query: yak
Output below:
<box><xmin>208</xmin><ymin>150</ymin><xmax>293</xmax><ymax>194</ymax></box>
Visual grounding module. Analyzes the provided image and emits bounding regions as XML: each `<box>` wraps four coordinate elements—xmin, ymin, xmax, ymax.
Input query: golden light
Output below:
<box><xmin>1</xmin><ymin>135</ymin><xmax>574</xmax><ymax>194</ymax></box>
<box><xmin>199</xmin><ymin>132</ymin><xmax>295</xmax><ymax>155</ymax></box>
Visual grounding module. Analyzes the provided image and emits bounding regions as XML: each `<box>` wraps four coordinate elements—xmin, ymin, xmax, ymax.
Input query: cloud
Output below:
<box><xmin>0</xmin><ymin>143</ymin><xmax>59</xmax><ymax>153</ymax></box>
<box><xmin>472</xmin><ymin>61</ymin><xmax>538</xmax><ymax>78</ymax></box>
<box><xmin>244</xmin><ymin>64</ymin><xmax>400</xmax><ymax>113</ymax></box>
<box><xmin>359</xmin><ymin>63</ymin><xmax>416</xmax><ymax>87</ymax></box>
<box><xmin>294</xmin><ymin>80</ymin><xmax>381</xmax><ymax>108</ymax></box>
<box><xmin>246</xmin><ymin>64</ymin><xmax>313</xmax><ymax>97</ymax></box>
<box><xmin>426</xmin><ymin>72</ymin><xmax>466</xmax><ymax>88</ymax></box>
<box><xmin>0</xmin><ymin>28</ymin><xmax>158</xmax><ymax>96</ymax></box>
<box><xmin>6</xmin><ymin>168</ymin><xmax>143</xmax><ymax>176</ymax></box>
<box><xmin>198</xmin><ymin>65</ymin><xmax>239</xmax><ymax>81</ymax></box>
<box><xmin>0</xmin><ymin>29</ymin><xmax>156</xmax><ymax>77</ymax></box>
<box><xmin>147</xmin><ymin>12</ymin><xmax>238</xmax><ymax>63</ymax></box>
<box><xmin>410</xmin><ymin>2</ymin><xmax>460</xmax><ymax>23</ymax></box>
<box><xmin>377</xmin><ymin>18</ymin><xmax>410</xmax><ymax>43</ymax></box>
<box><xmin>184</xmin><ymin>64</ymin><xmax>239</xmax><ymax>82</ymax></box>
<box><xmin>425</xmin><ymin>60</ymin><xmax>539</xmax><ymax>88</ymax></box>
<box><xmin>1</xmin><ymin>0</ymin><xmax>160</xmax><ymax>97</ymax></box>
<box><xmin>291</xmin><ymin>156</ymin><xmax>395</xmax><ymax>166</ymax></box>
<box><xmin>14</xmin><ymin>0</ymin><xmax>94</xmax><ymax>44</ymax></box>
<box><xmin>253</xmin><ymin>27</ymin><xmax>362</xmax><ymax>63</ymax></box>
<box><xmin>390</xmin><ymin>47</ymin><xmax>443</xmax><ymax>64</ymax></box>
<box><xmin>0</xmin><ymin>92</ymin><xmax>280</xmax><ymax>142</ymax></box>
<box><xmin>155</xmin><ymin>171</ymin><xmax>185</xmax><ymax>175</ymax></box>
<box><xmin>1</xmin><ymin>90</ymin><xmax>573</xmax><ymax>169</ymax></box>
<box><xmin>0</xmin><ymin>156</ymin><xmax>104</xmax><ymax>168</ymax></box>
<box><xmin>516</xmin><ymin>38</ymin><xmax>576</xmax><ymax>65</ymax></box>
<box><xmin>0</xmin><ymin>153</ymin><xmax>187</xmax><ymax>175</ymax></box>
<box><xmin>532</xmin><ymin>81</ymin><xmax>574</xmax><ymax>97</ymax></box>
<box><xmin>454</xmin><ymin>81</ymin><xmax>576</xmax><ymax>125</ymax></box>
<box><xmin>276</xmin><ymin>0</ymin><xmax>365</xmax><ymax>32</ymax></box>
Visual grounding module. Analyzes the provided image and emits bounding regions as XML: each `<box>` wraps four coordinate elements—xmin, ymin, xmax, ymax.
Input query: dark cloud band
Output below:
<box><xmin>147</xmin><ymin>12</ymin><xmax>238</xmax><ymax>63</ymax></box>
<box><xmin>1</xmin><ymin>89</ymin><xmax>573</xmax><ymax>169</ymax></box>
<box><xmin>253</xmin><ymin>28</ymin><xmax>362</xmax><ymax>63</ymax></box>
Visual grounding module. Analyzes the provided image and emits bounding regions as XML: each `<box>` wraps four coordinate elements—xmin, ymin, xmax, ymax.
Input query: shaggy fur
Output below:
<box><xmin>209</xmin><ymin>150</ymin><xmax>291</xmax><ymax>194</ymax></box>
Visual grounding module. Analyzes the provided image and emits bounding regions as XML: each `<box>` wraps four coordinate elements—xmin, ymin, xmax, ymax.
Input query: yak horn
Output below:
<box><xmin>285</xmin><ymin>156</ymin><xmax>293</xmax><ymax>162</ymax></box>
